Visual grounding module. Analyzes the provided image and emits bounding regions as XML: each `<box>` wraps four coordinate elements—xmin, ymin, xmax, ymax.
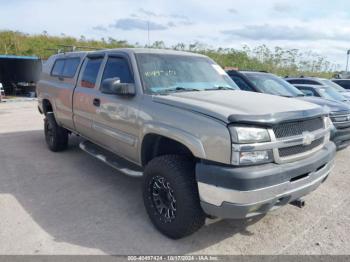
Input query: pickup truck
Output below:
<box><xmin>37</xmin><ymin>48</ymin><xmax>336</xmax><ymax>239</ymax></box>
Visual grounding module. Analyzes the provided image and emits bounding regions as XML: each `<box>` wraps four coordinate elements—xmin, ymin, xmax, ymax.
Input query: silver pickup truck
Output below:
<box><xmin>37</xmin><ymin>48</ymin><xmax>336</xmax><ymax>239</ymax></box>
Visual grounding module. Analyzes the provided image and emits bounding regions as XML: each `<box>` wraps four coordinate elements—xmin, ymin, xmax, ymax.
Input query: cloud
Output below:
<box><xmin>138</xmin><ymin>8</ymin><xmax>159</xmax><ymax>17</ymax></box>
<box><xmin>167</xmin><ymin>21</ymin><xmax>176</xmax><ymax>27</ymax></box>
<box><xmin>137</xmin><ymin>8</ymin><xmax>189</xmax><ymax>20</ymax></box>
<box><xmin>272</xmin><ymin>2</ymin><xmax>292</xmax><ymax>13</ymax></box>
<box><xmin>111</xmin><ymin>18</ymin><xmax>167</xmax><ymax>31</ymax></box>
<box><xmin>222</xmin><ymin>24</ymin><xmax>350</xmax><ymax>41</ymax></box>
<box><xmin>92</xmin><ymin>25</ymin><xmax>108</xmax><ymax>32</ymax></box>
<box><xmin>228</xmin><ymin>8</ymin><xmax>238</xmax><ymax>14</ymax></box>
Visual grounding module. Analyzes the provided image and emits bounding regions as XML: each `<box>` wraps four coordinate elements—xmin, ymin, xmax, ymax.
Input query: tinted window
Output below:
<box><xmin>334</xmin><ymin>80</ymin><xmax>350</xmax><ymax>90</ymax></box>
<box><xmin>51</xmin><ymin>59</ymin><xmax>65</xmax><ymax>76</ymax></box>
<box><xmin>296</xmin><ymin>87</ymin><xmax>319</xmax><ymax>97</ymax></box>
<box><xmin>230</xmin><ymin>75</ymin><xmax>254</xmax><ymax>91</ymax></box>
<box><xmin>287</xmin><ymin>79</ymin><xmax>320</xmax><ymax>85</ymax></box>
<box><xmin>81</xmin><ymin>58</ymin><xmax>103</xmax><ymax>88</ymax></box>
<box><xmin>245</xmin><ymin>73</ymin><xmax>304</xmax><ymax>97</ymax></box>
<box><xmin>102</xmin><ymin>57</ymin><xmax>133</xmax><ymax>83</ymax></box>
<box><xmin>62</xmin><ymin>58</ymin><xmax>81</xmax><ymax>78</ymax></box>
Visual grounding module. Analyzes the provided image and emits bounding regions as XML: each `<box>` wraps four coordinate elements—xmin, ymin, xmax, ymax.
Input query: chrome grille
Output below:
<box><xmin>330</xmin><ymin>112</ymin><xmax>350</xmax><ymax>129</ymax></box>
<box><xmin>273</xmin><ymin>117</ymin><xmax>324</xmax><ymax>139</ymax></box>
<box><xmin>278</xmin><ymin>137</ymin><xmax>324</xmax><ymax>157</ymax></box>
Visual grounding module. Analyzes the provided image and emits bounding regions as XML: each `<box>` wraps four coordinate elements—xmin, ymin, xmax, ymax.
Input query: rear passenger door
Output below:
<box><xmin>91</xmin><ymin>54</ymin><xmax>140</xmax><ymax>163</ymax></box>
<box><xmin>73</xmin><ymin>54</ymin><xmax>104</xmax><ymax>139</ymax></box>
<box><xmin>50</xmin><ymin>56</ymin><xmax>82</xmax><ymax>130</ymax></box>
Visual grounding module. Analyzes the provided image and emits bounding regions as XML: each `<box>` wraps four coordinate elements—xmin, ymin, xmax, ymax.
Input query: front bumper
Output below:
<box><xmin>196</xmin><ymin>142</ymin><xmax>336</xmax><ymax>219</ymax></box>
<box><xmin>331</xmin><ymin>127</ymin><xmax>350</xmax><ymax>150</ymax></box>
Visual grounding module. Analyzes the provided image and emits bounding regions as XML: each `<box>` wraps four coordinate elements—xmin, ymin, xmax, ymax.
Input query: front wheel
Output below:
<box><xmin>44</xmin><ymin>113</ymin><xmax>68</xmax><ymax>152</ymax></box>
<box><xmin>143</xmin><ymin>155</ymin><xmax>205</xmax><ymax>239</ymax></box>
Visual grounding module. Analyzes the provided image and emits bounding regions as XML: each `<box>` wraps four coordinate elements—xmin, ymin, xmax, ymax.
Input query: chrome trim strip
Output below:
<box><xmin>331</xmin><ymin>120</ymin><xmax>350</xmax><ymax>124</ymax></box>
<box><xmin>198</xmin><ymin>160</ymin><xmax>333</xmax><ymax>206</ymax></box>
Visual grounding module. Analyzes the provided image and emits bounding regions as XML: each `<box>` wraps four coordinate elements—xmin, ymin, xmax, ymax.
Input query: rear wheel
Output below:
<box><xmin>44</xmin><ymin>113</ymin><xmax>68</xmax><ymax>152</ymax></box>
<box><xmin>143</xmin><ymin>155</ymin><xmax>205</xmax><ymax>239</ymax></box>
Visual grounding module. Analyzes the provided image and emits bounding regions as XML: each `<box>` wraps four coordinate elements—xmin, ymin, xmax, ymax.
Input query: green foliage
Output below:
<box><xmin>0</xmin><ymin>30</ymin><xmax>338</xmax><ymax>78</ymax></box>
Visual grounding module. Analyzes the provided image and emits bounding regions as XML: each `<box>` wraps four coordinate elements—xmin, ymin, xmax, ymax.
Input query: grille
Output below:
<box><xmin>330</xmin><ymin>113</ymin><xmax>350</xmax><ymax>129</ymax></box>
<box><xmin>273</xmin><ymin>118</ymin><xmax>324</xmax><ymax>138</ymax></box>
<box><xmin>279</xmin><ymin>137</ymin><xmax>324</xmax><ymax>157</ymax></box>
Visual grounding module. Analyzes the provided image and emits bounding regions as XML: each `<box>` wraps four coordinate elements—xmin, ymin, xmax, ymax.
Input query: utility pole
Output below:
<box><xmin>346</xmin><ymin>50</ymin><xmax>350</xmax><ymax>72</ymax></box>
<box><xmin>147</xmin><ymin>20</ymin><xmax>150</xmax><ymax>47</ymax></box>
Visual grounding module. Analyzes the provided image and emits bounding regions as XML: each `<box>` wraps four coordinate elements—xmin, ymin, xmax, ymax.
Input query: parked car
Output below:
<box><xmin>292</xmin><ymin>84</ymin><xmax>350</xmax><ymax>104</ymax></box>
<box><xmin>227</xmin><ymin>70</ymin><xmax>350</xmax><ymax>150</ymax></box>
<box><xmin>37</xmin><ymin>49</ymin><xmax>335</xmax><ymax>238</ymax></box>
<box><xmin>285</xmin><ymin>77</ymin><xmax>350</xmax><ymax>99</ymax></box>
<box><xmin>332</xmin><ymin>79</ymin><xmax>350</xmax><ymax>90</ymax></box>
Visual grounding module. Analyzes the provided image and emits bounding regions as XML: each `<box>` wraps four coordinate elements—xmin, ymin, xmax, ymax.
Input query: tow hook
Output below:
<box><xmin>290</xmin><ymin>198</ymin><xmax>305</xmax><ymax>208</ymax></box>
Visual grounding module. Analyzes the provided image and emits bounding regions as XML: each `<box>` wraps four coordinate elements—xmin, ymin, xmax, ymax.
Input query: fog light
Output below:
<box><xmin>239</xmin><ymin>150</ymin><xmax>272</xmax><ymax>165</ymax></box>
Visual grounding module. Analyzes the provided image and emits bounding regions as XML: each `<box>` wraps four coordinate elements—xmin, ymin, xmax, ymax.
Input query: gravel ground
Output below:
<box><xmin>0</xmin><ymin>101</ymin><xmax>349</xmax><ymax>255</ymax></box>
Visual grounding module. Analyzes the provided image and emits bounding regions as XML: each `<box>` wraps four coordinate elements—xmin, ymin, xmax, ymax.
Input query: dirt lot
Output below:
<box><xmin>0</xmin><ymin>100</ymin><xmax>350</xmax><ymax>255</ymax></box>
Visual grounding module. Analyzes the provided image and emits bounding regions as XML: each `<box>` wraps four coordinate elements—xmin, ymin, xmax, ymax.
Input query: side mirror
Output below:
<box><xmin>101</xmin><ymin>77</ymin><xmax>136</xmax><ymax>96</ymax></box>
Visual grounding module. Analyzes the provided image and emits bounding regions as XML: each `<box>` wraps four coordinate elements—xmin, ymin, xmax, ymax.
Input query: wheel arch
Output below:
<box><xmin>140</xmin><ymin>124</ymin><xmax>206</xmax><ymax>167</ymax></box>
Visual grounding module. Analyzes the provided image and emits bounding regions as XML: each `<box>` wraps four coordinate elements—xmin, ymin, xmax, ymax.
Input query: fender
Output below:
<box><xmin>141</xmin><ymin>121</ymin><xmax>207</xmax><ymax>160</ymax></box>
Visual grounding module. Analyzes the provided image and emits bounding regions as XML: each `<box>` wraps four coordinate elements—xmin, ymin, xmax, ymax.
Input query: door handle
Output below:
<box><xmin>93</xmin><ymin>98</ymin><xmax>100</xmax><ymax>107</ymax></box>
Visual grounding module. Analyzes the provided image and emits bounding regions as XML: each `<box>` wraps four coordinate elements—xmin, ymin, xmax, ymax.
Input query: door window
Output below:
<box><xmin>102</xmin><ymin>57</ymin><xmax>134</xmax><ymax>83</ymax></box>
<box><xmin>81</xmin><ymin>58</ymin><xmax>103</xmax><ymax>88</ymax></box>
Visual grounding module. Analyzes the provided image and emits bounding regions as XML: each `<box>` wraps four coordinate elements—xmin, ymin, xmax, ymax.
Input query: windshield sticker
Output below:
<box><xmin>144</xmin><ymin>70</ymin><xmax>177</xmax><ymax>78</ymax></box>
<box><xmin>212</xmin><ymin>64</ymin><xmax>226</xmax><ymax>75</ymax></box>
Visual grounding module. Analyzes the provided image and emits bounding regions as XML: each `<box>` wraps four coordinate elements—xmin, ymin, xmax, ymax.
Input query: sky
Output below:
<box><xmin>1</xmin><ymin>0</ymin><xmax>350</xmax><ymax>69</ymax></box>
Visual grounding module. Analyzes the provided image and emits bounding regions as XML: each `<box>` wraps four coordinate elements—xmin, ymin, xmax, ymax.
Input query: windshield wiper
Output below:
<box><xmin>159</xmin><ymin>87</ymin><xmax>201</xmax><ymax>94</ymax></box>
<box><xmin>205</xmin><ymin>86</ymin><xmax>235</xmax><ymax>91</ymax></box>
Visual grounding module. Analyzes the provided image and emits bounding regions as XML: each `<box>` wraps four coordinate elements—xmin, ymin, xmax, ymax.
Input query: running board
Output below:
<box><xmin>79</xmin><ymin>140</ymin><xmax>143</xmax><ymax>177</ymax></box>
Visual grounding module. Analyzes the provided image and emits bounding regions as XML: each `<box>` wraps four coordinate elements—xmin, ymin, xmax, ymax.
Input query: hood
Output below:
<box><xmin>153</xmin><ymin>90</ymin><xmax>324</xmax><ymax>125</ymax></box>
<box><xmin>298</xmin><ymin>96</ymin><xmax>350</xmax><ymax>113</ymax></box>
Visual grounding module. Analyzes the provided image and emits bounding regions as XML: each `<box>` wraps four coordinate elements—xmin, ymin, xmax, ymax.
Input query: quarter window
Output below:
<box><xmin>81</xmin><ymin>58</ymin><xmax>103</xmax><ymax>88</ymax></box>
<box><xmin>51</xmin><ymin>59</ymin><xmax>65</xmax><ymax>76</ymax></box>
<box><xmin>62</xmin><ymin>58</ymin><xmax>81</xmax><ymax>78</ymax></box>
<box><xmin>51</xmin><ymin>58</ymin><xmax>81</xmax><ymax>78</ymax></box>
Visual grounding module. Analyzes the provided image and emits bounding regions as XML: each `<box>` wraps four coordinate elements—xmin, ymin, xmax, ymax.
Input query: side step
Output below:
<box><xmin>79</xmin><ymin>140</ymin><xmax>143</xmax><ymax>177</ymax></box>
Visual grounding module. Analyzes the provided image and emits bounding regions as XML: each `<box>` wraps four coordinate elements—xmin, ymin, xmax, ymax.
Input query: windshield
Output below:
<box><xmin>243</xmin><ymin>73</ymin><xmax>304</xmax><ymax>97</ymax></box>
<box><xmin>319</xmin><ymin>79</ymin><xmax>347</xmax><ymax>92</ymax></box>
<box><xmin>319</xmin><ymin>87</ymin><xmax>347</xmax><ymax>102</ymax></box>
<box><xmin>136</xmin><ymin>54</ymin><xmax>238</xmax><ymax>94</ymax></box>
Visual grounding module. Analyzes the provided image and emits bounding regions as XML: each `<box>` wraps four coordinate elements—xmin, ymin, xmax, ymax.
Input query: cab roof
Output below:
<box><xmin>51</xmin><ymin>48</ymin><xmax>206</xmax><ymax>59</ymax></box>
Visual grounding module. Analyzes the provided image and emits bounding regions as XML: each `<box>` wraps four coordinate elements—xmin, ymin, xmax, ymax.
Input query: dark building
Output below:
<box><xmin>0</xmin><ymin>55</ymin><xmax>42</xmax><ymax>96</ymax></box>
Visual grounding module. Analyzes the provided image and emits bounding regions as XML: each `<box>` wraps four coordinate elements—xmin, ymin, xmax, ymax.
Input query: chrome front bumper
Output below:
<box><xmin>197</xmin><ymin>143</ymin><xmax>336</xmax><ymax>219</ymax></box>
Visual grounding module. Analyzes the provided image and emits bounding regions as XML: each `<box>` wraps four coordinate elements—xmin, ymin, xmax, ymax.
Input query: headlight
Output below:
<box><xmin>229</xmin><ymin>126</ymin><xmax>273</xmax><ymax>165</ymax></box>
<box><xmin>229</xmin><ymin>126</ymin><xmax>270</xmax><ymax>144</ymax></box>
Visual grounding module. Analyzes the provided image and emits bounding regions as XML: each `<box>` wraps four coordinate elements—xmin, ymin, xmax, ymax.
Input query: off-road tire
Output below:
<box><xmin>143</xmin><ymin>155</ymin><xmax>205</xmax><ymax>239</ymax></box>
<box><xmin>44</xmin><ymin>113</ymin><xmax>68</xmax><ymax>152</ymax></box>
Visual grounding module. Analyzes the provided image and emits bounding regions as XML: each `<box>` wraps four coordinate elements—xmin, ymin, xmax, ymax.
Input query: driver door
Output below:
<box><xmin>92</xmin><ymin>54</ymin><xmax>140</xmax><ymax>163</ymax></box>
